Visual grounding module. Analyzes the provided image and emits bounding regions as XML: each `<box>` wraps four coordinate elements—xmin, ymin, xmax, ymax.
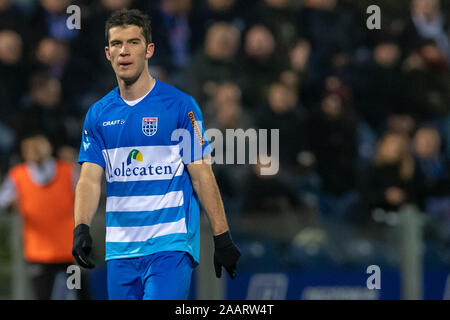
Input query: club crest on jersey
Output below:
<box><xmin>142</xmin><ymin>117</ymin><xmax>158</xmax><ymax>136</ymax></box>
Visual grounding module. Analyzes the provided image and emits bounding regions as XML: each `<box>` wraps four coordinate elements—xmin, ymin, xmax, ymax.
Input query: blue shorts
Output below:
<box><xmin>106</xmin><ymin>251</ymin><xmax>197</xmax><ymax>300</ymax></box>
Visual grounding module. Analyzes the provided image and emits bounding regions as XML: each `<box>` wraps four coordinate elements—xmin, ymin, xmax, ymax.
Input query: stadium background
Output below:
<box><xmin>0</xmin><ymin>0</ymin><xmax>449</xmax><ymax>299</ymax></box>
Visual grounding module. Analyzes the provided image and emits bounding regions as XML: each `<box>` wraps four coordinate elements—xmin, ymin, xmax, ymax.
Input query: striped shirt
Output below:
<box><xmin>78</xmin><ymin>79</ymin><xmax>212</xmax><ymax>262</ymax></box>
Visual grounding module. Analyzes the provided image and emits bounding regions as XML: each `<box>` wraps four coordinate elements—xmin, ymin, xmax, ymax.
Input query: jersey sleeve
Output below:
<box><xmin>178</xmin><ymin>96</ymin><xmax>213</xmax><ymax>164</ymax></box>
<box><xmin>78</xmin><ymin>106</ymin><xmax>106</xmax><ymax>168</ymax></box>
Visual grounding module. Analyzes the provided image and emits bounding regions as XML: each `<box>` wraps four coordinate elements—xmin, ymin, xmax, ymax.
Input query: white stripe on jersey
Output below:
<box><xmin>105</xmin><ymin>217</ymin><xmax>187</xmax><ymax>242</ymax></box>
<box><xmin>106</xmin><ymin>191</ymin><xmax>184</xmax><ymax>212</ymax></box>
<box><xmin>103</xmin><ymin>145</ymin><xmax>184</xmax><ymax>182</ymax></box>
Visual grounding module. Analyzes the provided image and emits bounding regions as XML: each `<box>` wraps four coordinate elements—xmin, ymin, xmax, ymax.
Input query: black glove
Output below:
<box><xmin>213</xmin><ymin>231</ymin><xmax>241</xmax><ymax>279</ymax></box>
<box><xmin>72</xmin><ymin>224</ymin><xmax>95</xmax><ymax>269</ymax></box>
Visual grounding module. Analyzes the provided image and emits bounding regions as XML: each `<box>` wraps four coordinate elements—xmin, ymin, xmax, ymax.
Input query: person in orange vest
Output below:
<box><xmin>0</xmin><ymin>132</ymin><xmax>90</xmax><ymax>299</ymax></box>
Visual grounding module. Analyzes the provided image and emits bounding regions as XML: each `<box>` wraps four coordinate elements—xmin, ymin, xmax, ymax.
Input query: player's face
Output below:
<box><xmin>105</xmin><ymin>25</ymin><xmax>154</xmax><ymax>83</ymax></box>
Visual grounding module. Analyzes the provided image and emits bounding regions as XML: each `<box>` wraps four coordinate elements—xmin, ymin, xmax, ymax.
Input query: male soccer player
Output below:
<box><xmin>72</xmin><ymin>9</ymin><xmax>240</xmax><ymax>300</ymax></box>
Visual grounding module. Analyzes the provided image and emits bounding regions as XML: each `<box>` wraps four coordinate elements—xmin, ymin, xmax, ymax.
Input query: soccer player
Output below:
<box><xmin>72</xmin><ymin>9</ymin><xmax>241</xmax><ymax>300</ymax></box>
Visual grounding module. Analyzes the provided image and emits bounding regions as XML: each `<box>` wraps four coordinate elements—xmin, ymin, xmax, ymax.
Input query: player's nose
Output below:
<box><xmin>120</xmin><ymin>44</ymin><xmax>130</xmax><ymax>55</ymax></box>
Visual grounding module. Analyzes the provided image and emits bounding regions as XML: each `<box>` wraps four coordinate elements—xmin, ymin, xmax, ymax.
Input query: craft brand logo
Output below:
<box><xmin>103</xmin><ymin>119</ymin><xmax>125</xmax><ymax>126</ymax></box>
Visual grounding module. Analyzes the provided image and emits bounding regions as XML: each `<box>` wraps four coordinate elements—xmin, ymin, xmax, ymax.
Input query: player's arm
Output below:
<box><xmin>187</xmin><ymin>155</ymin><xmax>241</xmax><ymax>279</ymax></box>
<box><xmin>187</xmin><ymin>155</ymin><xmax>229</xmax><ymax>236</ymax></box>
<box><xmin>74</xmin><ymin>162</ymin><xmax>103</xmax><ymax>226</ymax></box>
<box><xmin>72</xmin><ymin>162</ymin><xmax>103</xmax><ymax>269</ymax></box>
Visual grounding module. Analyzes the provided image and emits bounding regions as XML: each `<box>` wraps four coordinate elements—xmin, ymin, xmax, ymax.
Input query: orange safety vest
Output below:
<box><xmin>9</xmin><ymin>161</ymin><xmax>75</xmax><ymax>263</ymax></box>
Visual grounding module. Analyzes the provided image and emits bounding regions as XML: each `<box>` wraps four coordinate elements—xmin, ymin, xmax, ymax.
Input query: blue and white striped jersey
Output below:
<box><xmin>78</xmin><ymin>79</ymin><xmax>213</xmax><ymax>262</ymax></box>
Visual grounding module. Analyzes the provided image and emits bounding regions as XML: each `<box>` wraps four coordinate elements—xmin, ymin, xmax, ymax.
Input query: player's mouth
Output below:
<box><xmin>119</xmin><ymin>62</ymin><xmax>133</xmax><ymax>69</ymax></box>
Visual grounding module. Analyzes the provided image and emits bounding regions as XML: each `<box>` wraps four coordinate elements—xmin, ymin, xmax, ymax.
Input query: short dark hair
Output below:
<box><xmin>105</xmin><ymin>9</ymin><xmax>152</xmax><ymax>45</ymax></box>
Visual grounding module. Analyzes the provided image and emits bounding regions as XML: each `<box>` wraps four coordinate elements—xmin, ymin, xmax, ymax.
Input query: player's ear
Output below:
<box><xmin>105</xmin><ymin>45</ymin><xmax>111</xmax><ymax>61</ymax></box>
<box><xmin>145</xmin><ymin>43</ymin><xmax>155</xmax><ymax>59</ymax></box>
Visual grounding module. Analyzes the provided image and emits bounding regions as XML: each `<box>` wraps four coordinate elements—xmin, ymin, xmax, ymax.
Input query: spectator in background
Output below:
<box><xmin>149</xmin><ymin>0</ymin><xmax>193</xmax><ymax>86</ymax></box>
<box><xmin>0</xmin><ymin>133</ymin><xmax>90</xmax><ymax>299</ymax></box>
<box><xmin>33</xmin><ymin>37</ymin><xmax>70</xmax><ymax>80</ymax></box>
<box><xmin>308</xmin><ymin>88</ymin><xmax>357</xmax><ymax>197</ymax></box>
<box><xmin>402</xmin><ymin>0</ymin><xmax>450</xmax><ymax>61</ymax></box>
<box><xmin>242</xmin><ymin>24</ymin><xmax>287</xmax><ymax>109</ymax></box>
<box><xmin>385</xmin><ymin>113</ymin><xmax>417</xmax><ymax>139</ymax></box>
<box><xmin>242</xmin><ymin>155</ymin><xmax>301</xmax><ymax>214</ymax></box>
<box><xmin>360</xmin><ymin>132</ymin><xmax>425</xmax><ymax>216</ymax></box>
<box><xmin>403</xmin><ymin>39</ymin><xmax>450</xmax><ymax>122</ymax></box>
<box><xmin>245</xmin><ymin>0</ymin><xmax>296</xmax><ymax>53</ymax></box>
<box><xmin>289</xmin><ymin>39</ymin><xmax>312</xmax><ymax>75</ymax></box>
<box><xmin>206</xmin><ymin>82</ymin><xmax>252</xmax><ymax>218</ymax></box>
<box><xmin>205</xmin><ymin>81</ymin><xmax>251</xmax><ymax>130</ymax></box>
<box><xmin>255</xmin><ymin>81</ymin><xmax>323</xmax><ymax>212</ymax></box>
<box><xmin>189</xmin><ymin>0</ymin><xmax>245</xmax><ymax>54</ymax></box>
<box><xmin>12</xmin><ymin>72</ymin><xmax>74</xmax><ymax>153</ymax></box>
<box><xmin>184</xmin><ymin>21</ymin><xmax>242</xmax><ymax>105</ymax></box>
<box><xmin>412</xmin><ymin>126</ymin><xmax>450</xmax><ymax>214</ymax></box>
<box><xmin>0</xmin><ymin>29</ymin><xmax>27</xmax><ymax>172</ymax></box>
<box><xmin>288</xmin><ymin>38</ymin><xmax>318</xmax><ymax>108</ymax></box>
<box><xmin>294</xmin><ymin>0</ymin><xmax>358</xmax><ymax>90</ymax></box>
<box><xmin>257</xmin><ymin>81</ymin><xmax>309</xmax><ymax>172</ymax></box>
<box><xmin>0</xmin><ymin>29</ymin><xmax>27</xmax><ymax>120</ymax></box>
<box><xmin>30</xmin><ymin>37</ymin><xmax>82</xmax><ymax>153</ymax></box>
<box><xmin>0</xmin><ymin>0</ymin><xmax>25</xmax><ymax>31</ymax></box>
<box><xmin>353</xmin><ymin>39</ymin><xmax>408</xmax><ymax>134</ymax></box>
<box><xmin>30</xmin><ymin>0</ymin><xmax>79</xmax><ymax>43</ymax></box>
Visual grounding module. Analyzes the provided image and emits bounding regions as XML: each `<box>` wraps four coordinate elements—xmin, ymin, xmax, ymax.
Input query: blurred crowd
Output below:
<box><xmin>0</xmin><ymin>0</ymin><xmax>450</xmax><ymax>246</ymax></box>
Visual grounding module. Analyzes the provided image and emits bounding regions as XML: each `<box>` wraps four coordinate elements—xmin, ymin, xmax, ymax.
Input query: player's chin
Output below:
<box><xmin>117</xmin><ymin>70</ymin><xmax>139</xmax><ymax>83</ymax></box>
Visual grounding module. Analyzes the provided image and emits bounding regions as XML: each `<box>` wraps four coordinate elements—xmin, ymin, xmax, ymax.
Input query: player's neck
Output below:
<box><xmin>117</xmin><ymin>70</ymin><xmax>155</xmax><ymax>101</ymax></box>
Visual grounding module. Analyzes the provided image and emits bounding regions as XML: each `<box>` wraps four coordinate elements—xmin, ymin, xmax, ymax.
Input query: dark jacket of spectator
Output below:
<box><xmin>360</xmin><ymin>132</ymin><xmax>426</xmax><ymax>213</ymax></box>
<box><xmin>308</xmin><ymin>93</ymin><xmax>358</xmax><ymax>195</ymax></box>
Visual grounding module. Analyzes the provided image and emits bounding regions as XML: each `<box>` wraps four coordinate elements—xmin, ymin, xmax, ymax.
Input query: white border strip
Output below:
<box><xmin>106</xmin><ymin>218</ymin><xmax>187</xmax><ymax>242</ymax></box>
<box><xmin>106</xmin><ymin>191</ymin><xmax>184</xmax><ymax>212</ymax></box>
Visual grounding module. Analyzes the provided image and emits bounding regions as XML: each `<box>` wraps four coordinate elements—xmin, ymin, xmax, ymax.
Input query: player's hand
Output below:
<box><xmin>72</xmin><ymin>224</ymin><xmax>95</xmax><ymax>269</ymax></box>
<box><xmin>213</xmin><ymin>231</ymin><xmax>241</xmax><ymax>279</ymax></box>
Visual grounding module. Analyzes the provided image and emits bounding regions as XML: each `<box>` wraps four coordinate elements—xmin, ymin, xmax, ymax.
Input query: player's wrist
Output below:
<box><xmin>213</xmin><ymin>230</ymin><xmax>233</xmax><ymax>248</ymax></box>
<box><xmin>74</xmin><ymin>223</ymin><xmax>90</xmax><ymax>236</ymax></box>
